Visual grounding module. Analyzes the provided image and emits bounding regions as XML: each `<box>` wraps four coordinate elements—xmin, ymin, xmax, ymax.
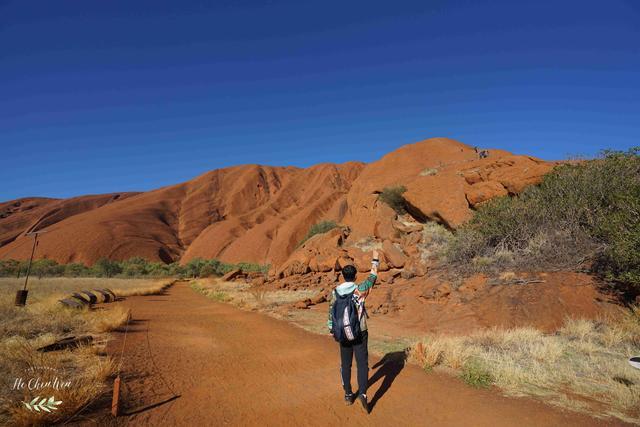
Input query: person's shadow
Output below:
<box><xmin>367</xmin><ymin>351</ymin><xmax>407</xmax><ymax>413</ymax></box>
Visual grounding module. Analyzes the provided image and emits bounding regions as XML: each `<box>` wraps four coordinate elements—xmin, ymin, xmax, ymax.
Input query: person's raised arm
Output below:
<box><xmin>370</xmin><ymin>249</ymin><xmax>379</xmax><ymax>276</ymax></box>
<box><xmin>357</xmin><ymin>249</ymin><xmax>379</xmax><ymax>297</ymax></box>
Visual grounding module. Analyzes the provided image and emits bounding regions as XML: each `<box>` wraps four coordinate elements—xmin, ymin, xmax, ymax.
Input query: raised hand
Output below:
<box><xmin>371</xmin><ymin>249</ymin><xmax>379</xmax><ymax>274</ymax></box>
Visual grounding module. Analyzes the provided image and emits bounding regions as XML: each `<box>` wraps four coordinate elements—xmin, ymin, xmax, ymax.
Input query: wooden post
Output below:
<box><xmin>22</xmin><ymin>233</ymin><xmax>39</xmax><ymax>291</ymax></box>
<box><xmin>111</xmin><ymin>375</ymin><xmax>121</xmax><ymax>417</ymax></box>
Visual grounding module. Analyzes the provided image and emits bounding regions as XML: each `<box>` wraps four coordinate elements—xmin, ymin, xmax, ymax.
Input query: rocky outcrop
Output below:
<box><xmin>0</xmin><ymin>138</ymin><xmax>554</xmax><ymax>268</ymax></box>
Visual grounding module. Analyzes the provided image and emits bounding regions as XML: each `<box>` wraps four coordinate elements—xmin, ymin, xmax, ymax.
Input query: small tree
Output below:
<box><xmin>0</xmin><ymin>259</ymin><xmax>21</xmax><ymax>277</ymax></box>
<box><xmin>147</xmin><ymin>262</ymin><xmax>170</xmax><ymax>277</ymax></box>
<box><xmin>64</xmin><ymin>262</ymin><xmax>90</xmax><ymax>277</ymax></box>
<box><xmin>184</xmin><ymin>258</ymin><xmax>207</xmax><ymax>278</ymax></box>
<box><xmin>93</xmin><ymin>258</ymin><xmax>122</xmax><ymax>278</ymax></box>
<box><xmin>379</xmin><ymin>186</ymin><xmax>408</xmax><ymax>214</ymax></box>
<box><xmin>31</xmin><ymin>259</ymin><xmax>64</xmax><ymax>278</ymax></box>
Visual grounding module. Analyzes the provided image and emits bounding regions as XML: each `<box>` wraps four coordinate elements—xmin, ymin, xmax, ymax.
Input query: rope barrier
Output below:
<box><xmin>63</xmin><ymin>310</ymin><xmax>131</xmax><ymax>424</ymax></box>
<box><xmin>63</xmin><ymin>283</ymin><xmax>179</xmax><ymax>422</ymax></box>
<box><xmin>144</xmin><ymin>319</ymin><xmax>180</xmax><ymax>398</ymax></box>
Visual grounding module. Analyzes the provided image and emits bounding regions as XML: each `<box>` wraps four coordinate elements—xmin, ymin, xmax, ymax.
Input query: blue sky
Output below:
<box><xmin>2</xmin><ymin>0</ymin><xmax>639</xmax><ymax>200</ymax></box>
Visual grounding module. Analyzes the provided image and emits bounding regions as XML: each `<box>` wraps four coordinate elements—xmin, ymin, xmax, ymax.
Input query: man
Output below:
<box><xmin>327</xmin><ymin>249</ymin><xmax>379</xmax><ymax>413</ymax></box>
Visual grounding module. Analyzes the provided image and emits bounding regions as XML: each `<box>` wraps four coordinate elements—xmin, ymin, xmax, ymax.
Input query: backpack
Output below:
<box><xmin>331</xmin><ymin>289</ymin><xmax>361</xmax><ymax>343</ymax></box>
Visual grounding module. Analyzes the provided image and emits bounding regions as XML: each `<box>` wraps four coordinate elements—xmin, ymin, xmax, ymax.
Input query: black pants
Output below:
<box><xmin>339</xmin><ymin>331</ymin><xmax>368</xmax><ymax>395</ymax></box>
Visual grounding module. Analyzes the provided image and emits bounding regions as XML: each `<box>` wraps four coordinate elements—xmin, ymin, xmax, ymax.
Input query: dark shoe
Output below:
<box><xmin>344</xmin><ymin>392</ymin><xmax>354</xmax><ymax>406</ymax></box>
<box><xmin>357</xmin><ymin>393</ymin><xmax>369</xmax><ymax>414</ymax></box>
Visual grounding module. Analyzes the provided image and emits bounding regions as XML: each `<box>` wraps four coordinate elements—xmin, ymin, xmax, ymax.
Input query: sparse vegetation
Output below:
<box><xmin>298</xmin><ymin>220</ymin><xmax>338</xmax><ymax>246</ymax></box>
<box><xmin>411</xmin><ymin>309</ymin><xmax>640</xmax><ymax>423</ymax></box>
<box><xmin>0</xmin><ymin>257</ymin><xmax>269</xmax><ymax>279</ymax></box>
<box><xmin>445</xmin><ymin>148</ymin><xmax>640</xmax><ymax>294</ymax></box>
<box><xmin>418</xmin><ymin>222</ymin><xmax>453</xmax><ymax>263</ymax></box>
<box><xmin>191</xmin><ymin>281</ymin><xmax>229</xmax><ymax>302</ymax></box>
<box><xmin>419</xmin><ymin>167</ymin><xmax>438</xmax><ymax>176</ymax></box>
<box><xmin>189</xmin><ymin>278</ymin><xmax>317</xmax><ymax>311</ymax></box>
<box><xmin>0</xmin><ymin>277</ymin><xmax>170</xmax><ymax>425</ymax></box>
<box><xmin>460</xmin><ymin>358</ymin><xmax>494</xmax><ymax>388</ymax></box>
<box><xmin>379</xmin><ymin>186</ymin><xmax>408</xmax><ymax>214</ymax></box>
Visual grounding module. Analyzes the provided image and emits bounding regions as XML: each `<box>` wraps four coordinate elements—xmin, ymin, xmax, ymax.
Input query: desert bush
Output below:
<box><xmin>182</xmin><ymin>258</ymin><xmax>207</xmax><ymax>278</ymax></box>
<box><xmin>199</xmin><ymin>263</ymin><xmax>218</xmax><ymax>277</ymax></box>
<box><xmin>0</xmin><ymin>259</ymin><xmax>22</xmax><ymax>276</ymax></box>
<box><xmin>379</xmin><ymin>186</ymin><xmax>408</xmax><ymax>214</ymax></box>
<box><xmin>446</xmin><ymin>148</ymin><xmax>640</xmax><ymax>291</ymax></box>
<box><xmin>420</xmin><ymin>167</ymin><xmax>439</xmax><ymax>176</ymax></box>
<box><xmin>145</xmin><ymin>261</ymin><xmax>171</xmax><ymax>276</ymax></box>
<box><xmin>299</xmin><ymin>220</ymin><xmax>338</xmax><ymax>246</ymax></box>
<box><xmin>460</xmin><ymin>358</ymin><xmax>494</xmax><ymax>388</ymax></box>
<box><xmin>64</xmin><ymin>262</ymin><xmax>91</xmax><ymax>277</ymax></box>
<box><xmin>235</xmin><ymin>262</ymin><xmax>270</xmax><ymax>274</ymax></box>
<box><xmin>31</xmin><ymin>259</ymin><xmax>65</xmax><ymax>278</ymax></box>
<box><xmin>418</xmin><ymin>223</ymin><xmax>453</xmax><ymax>263</ymax></box>
<box><xmin>92</xmin><ymin>258</ymin><xmax>122</xmax><ymax>278</ymax></box>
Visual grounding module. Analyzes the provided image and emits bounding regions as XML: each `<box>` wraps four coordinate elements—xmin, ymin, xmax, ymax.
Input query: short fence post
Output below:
<box><xmin>111</xmin><ymin>375</ymin><xmax>121</xmax><ymax>417</ymax></box>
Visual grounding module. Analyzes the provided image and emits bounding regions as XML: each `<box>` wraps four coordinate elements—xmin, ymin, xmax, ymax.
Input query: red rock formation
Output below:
<box><xmin>0</xmin><ymin>138</ymin><xmax>554</xmax><ymax>267</ymax></box>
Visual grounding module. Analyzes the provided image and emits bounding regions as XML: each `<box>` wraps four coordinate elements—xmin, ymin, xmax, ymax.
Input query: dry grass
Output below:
<box><xmin>411</xmin><ymin>308</ymin><xmax>640</xmax><ymax>424</ymax></box>
<box><xmin>0</xmin><ymin>277</ymin><xmax>173</xmax><ymax>425</ymax></box>
<box><xmin>419</xmin><ymin>167</ymin><xmax>439</xmax><ymax>176</ymax></box>
<box><xmin>0</xmin><ymin>277</ymin><xmax>170</xmax><ymax>299</ymax></box>
<box><xmin>418</xmin><ymin>222</ymin><xmax>453</xmax><ymax>264</ymax></box>
<box><xmin>190</xmin><ymin>278</ymin><xmax>317</xmax><ymax>311</ymax></box>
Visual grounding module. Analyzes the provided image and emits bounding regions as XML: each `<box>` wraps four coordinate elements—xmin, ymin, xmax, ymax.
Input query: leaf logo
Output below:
<box><xmin>23</xmin><ymin>396</ymin><xmax>62</xmax><ymax>413</ymax></box>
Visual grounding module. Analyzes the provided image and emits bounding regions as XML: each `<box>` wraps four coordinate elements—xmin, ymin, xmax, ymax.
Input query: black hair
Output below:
<box><xmin>342</xmin><ymin>265</ymin><xmax>357</xmax><ymax>282</ymax></box>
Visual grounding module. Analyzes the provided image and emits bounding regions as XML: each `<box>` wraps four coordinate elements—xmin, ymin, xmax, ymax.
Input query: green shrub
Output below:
<box><xmin>183</xmin><ymin>258</ymin><xmax>207</xmax><ymax>278</ymax></box>
<box><xmin>235</xmin><ymin>262</ymin><xmax>270</xmax><ymax>274</ymax></box>
<box><xmin>299</xmin><ymin>220</ymin><xmax>338</xmax><ymax>246</ymax></box>
<box><xmin>31</xmin><ymin>259</ymin><xmax>64</xmax><ymax>278</ymax></box>
<box><xmin>379</xmin><ymin>186</ymin><xmax>408</xmax><ymax>214</ymax></box>
<box><xmin>0</xmin><ymin>259</ymin><xmax>22</xmax><ymax>277</ymax></box>
<box><xmin>461</xmin><ymin>359</ymin><xmax>493</xmax><ymax>388</ymax></box>
<box><xmin>92</xmin><ymin>258</ymin><xmax>122</xmax><ymax>278</ymax></box>
<box><xmin>64</xmin><ymin>263</ymin><xmax>91</xmax><ymax>277</ymax></box>
<box><xmin>446</xmin><ymin>148</ymin><xmax>640</xmax><ymax>291</ymax></box>
<box><xmin>146</xmin><ymin>262</ymin><xmax>171</xmax><ymax>277</ymax></box>
<box><xmin>199</xmin><ymin>263</ymin><xmax>217</xmax><ymax>277</ymax></box>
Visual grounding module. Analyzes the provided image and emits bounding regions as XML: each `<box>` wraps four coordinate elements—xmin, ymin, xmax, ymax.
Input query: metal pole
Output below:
<box><xmin>23</xmin><ymin>233</ymin><xmax>38</xmax><ymax>291</ymax></box>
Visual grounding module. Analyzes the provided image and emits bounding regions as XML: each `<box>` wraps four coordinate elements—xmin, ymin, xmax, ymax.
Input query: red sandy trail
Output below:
<box><xmin>107</xmin><ymin>282</ymin><xmax>623</xmax><ymax>426</ymax></box>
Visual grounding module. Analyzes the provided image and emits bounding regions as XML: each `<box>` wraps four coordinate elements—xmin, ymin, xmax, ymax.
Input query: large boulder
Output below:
<box><xmin>465</xmin><ymin>181</ymin><xmax>509</xmax><ymax>207</ymax></box>
<box><xmin>392</xmin><ymin>217</ymin><xmax>423</xmax><ymax>234</ymax></box>
<box><xmin>382</xmin><ymin>240</ymin><xmax>407</xmax><ymax>269</ymax></box>
<box><xmin>403</xmin><ymin>170</ymin><xmax>473</xmax><ymax>229</ymax></box>
<box><xmin>486</xmin><ymin>157</ymin><xmax>552</xmax><ymax>193</ymax></box>
<box><xmin>346</xmin><ymin>246</ymin><xmax>376</xmax><ymax>272</ymax></box>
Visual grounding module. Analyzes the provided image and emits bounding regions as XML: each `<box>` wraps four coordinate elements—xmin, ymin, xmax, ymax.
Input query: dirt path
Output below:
<box><xmin>108</xmin><ymin>282</ymin><xmax>623</xmax><ymax>426</ymax></box>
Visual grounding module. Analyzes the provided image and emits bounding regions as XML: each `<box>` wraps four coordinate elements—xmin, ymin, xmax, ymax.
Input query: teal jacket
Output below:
<box><xmin>327</xmin><ymin>273</ymin><xmax>377</xmax><ymax>332</ymax></box>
